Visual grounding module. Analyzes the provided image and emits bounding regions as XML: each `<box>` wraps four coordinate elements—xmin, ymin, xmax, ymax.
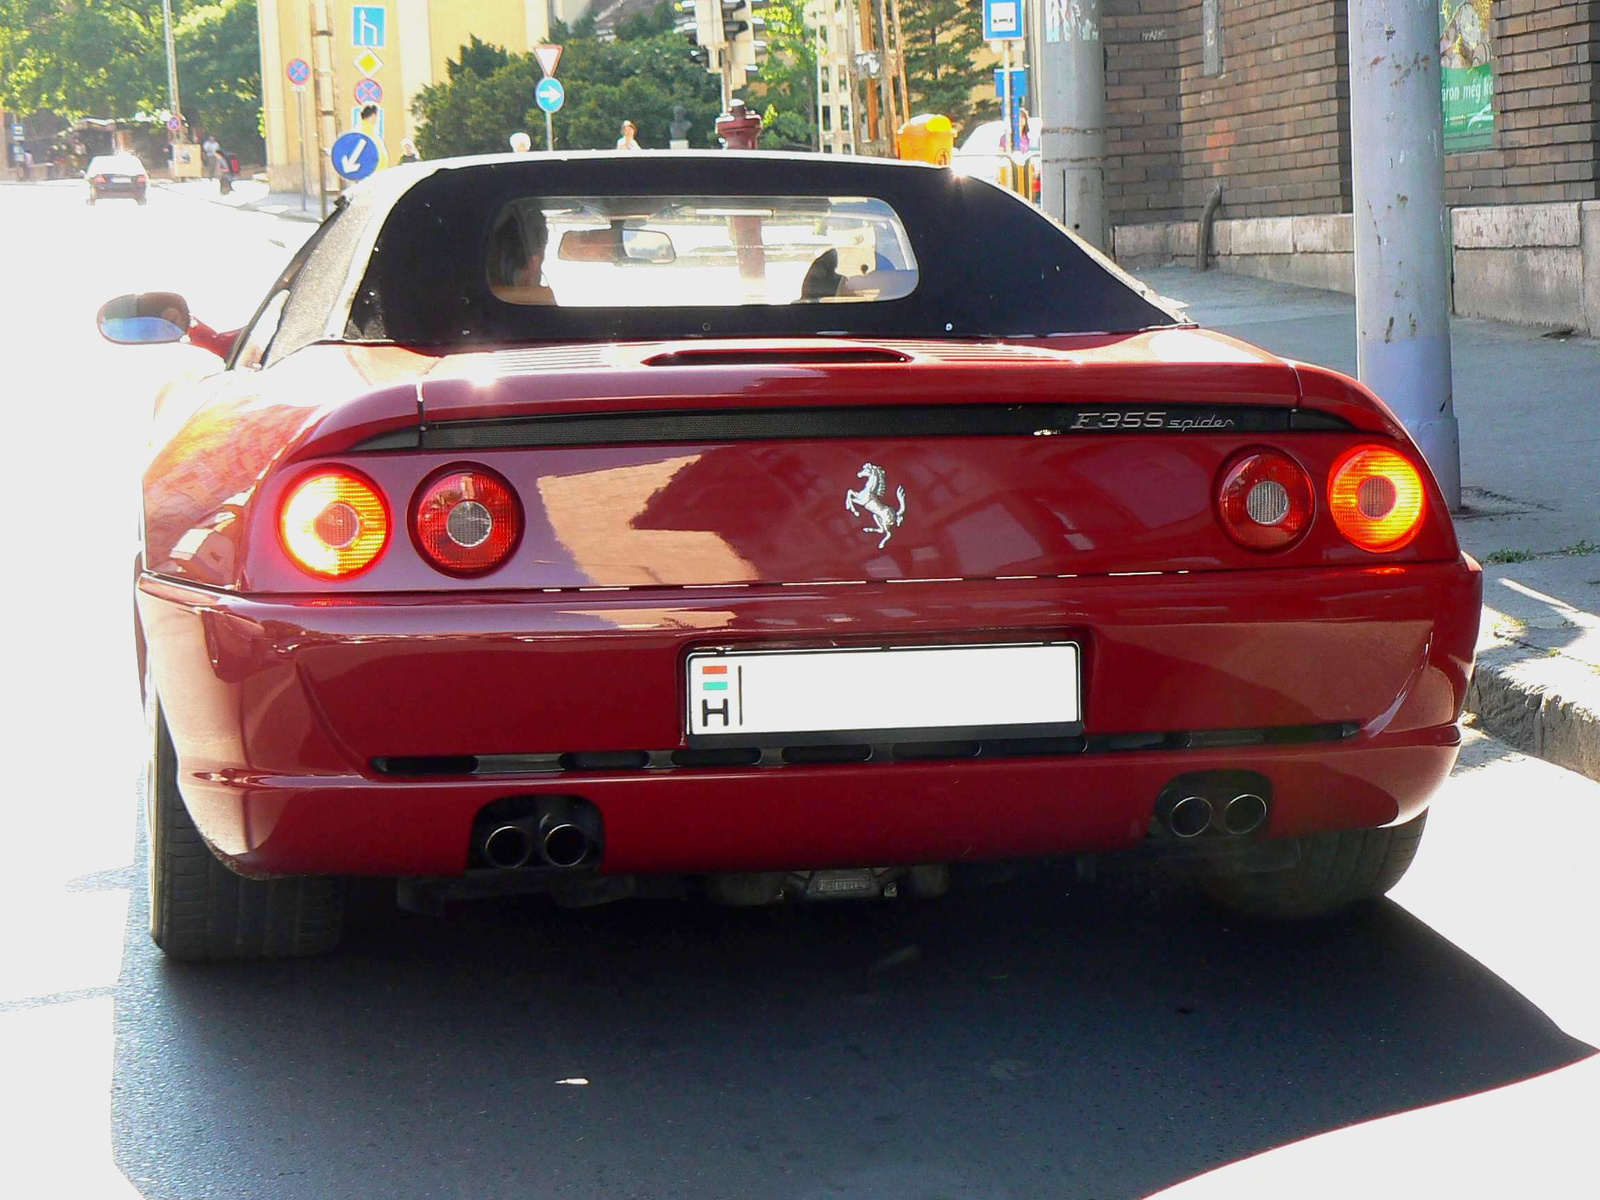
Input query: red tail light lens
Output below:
<box><xmin>137</xmin><ymin>174</ymin><xmax>148</xmax><ymax>184</ymax></box>
<box><xmin>413</xmin><ymin>467</ymin><xmax>521</xmax><ymax>576</ymax></box>
<box><xmin>1328</xmin><ymin>445</ymin><xmax>1426</xmax><ymax>551</ymax></box>
<box><xmin>279</xmin><ymin>469</ymin><xmax>389</xmax><ymax>578</ymax></box>
<box><xmin>1217</xmin><ymin>450</ymin><xmax>1315</xmax><ymax>551</ymax></box>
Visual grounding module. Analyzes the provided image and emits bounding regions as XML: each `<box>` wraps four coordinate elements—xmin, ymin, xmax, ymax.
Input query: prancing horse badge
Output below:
<box><xmin>845</xmin><ymin>462</ymin><xmax>907</xmax><ymax>549</ymax></box>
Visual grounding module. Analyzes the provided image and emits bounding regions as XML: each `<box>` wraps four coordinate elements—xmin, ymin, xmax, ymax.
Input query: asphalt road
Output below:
<box><xmin>0</xmin><ymin>181</ymin><xmax>1594</xmax><ymax>1199</ymax></box>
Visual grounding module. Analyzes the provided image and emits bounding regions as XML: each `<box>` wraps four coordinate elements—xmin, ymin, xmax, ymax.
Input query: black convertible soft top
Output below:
<box><xmin>309</xmin><ymin>152</ymin><xmax>1180</xmax><ymax>349</ymax></box>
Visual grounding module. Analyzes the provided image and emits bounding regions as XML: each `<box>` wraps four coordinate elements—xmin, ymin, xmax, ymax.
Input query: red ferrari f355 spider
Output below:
<box><xmin>107</xmin><ymin>153</ymin><xmax>1480</xmax><ymax>959</ymax></box>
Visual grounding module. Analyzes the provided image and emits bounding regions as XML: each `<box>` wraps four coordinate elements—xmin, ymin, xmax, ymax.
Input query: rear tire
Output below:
<box><xmin>147</xmin><ymin>692</ymin><xmax>344</xmax><ymax>960</ymax></box>
<box><xmin>1200</xmin><ymin>812</ymin><xmax>1427</xmax><ymax>919</ymax></box>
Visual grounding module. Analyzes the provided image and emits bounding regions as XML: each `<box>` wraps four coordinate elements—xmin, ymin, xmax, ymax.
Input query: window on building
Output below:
<box><xmin>822</xmin><ymin>67</ymin><xmax>831</xmax><ymax>94</ymax></box>
<box><xmin>841</xmin><ymin>106</ymin><xmax>852</xmax><ymax>132</ymax></box>
<box><xmin>822</xmin><ymin>106</ymin><xmax>833</xmax><ymax>132</ymax></box>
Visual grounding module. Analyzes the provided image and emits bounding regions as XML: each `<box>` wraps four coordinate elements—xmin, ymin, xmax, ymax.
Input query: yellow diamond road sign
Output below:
<box><xmin>353</xmin><ymin>48</ymin><xmax>383</xmax><ymax>76</ymax></box>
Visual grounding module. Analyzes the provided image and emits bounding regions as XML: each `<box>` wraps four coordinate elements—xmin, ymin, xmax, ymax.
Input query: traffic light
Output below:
<box><xmin>722</xmin><ymin>0</ymin><xmax>767</xmax><ymax>82</ymax></box>
<box><xmin>679</xmin><ymin>0</ymin><xmax>721</xmax><ymax>73</ymax></box>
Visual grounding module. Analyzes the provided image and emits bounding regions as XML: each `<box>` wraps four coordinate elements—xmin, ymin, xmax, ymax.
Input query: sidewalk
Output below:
<box><xmin>1138</xmin><ymin>266</ymin><xmax>1600</xmax><ymax>782</ymax></box>
<box><xmin>155</xmin><ymin>177</ymin><xmax>321</xmax><ymax>223</ymax></box>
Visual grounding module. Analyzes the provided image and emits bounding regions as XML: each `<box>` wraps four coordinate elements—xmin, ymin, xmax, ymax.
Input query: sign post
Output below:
<box><xmin>286</xmin><ymin>58</ymin><xmax>311</xmax><ymax>210</ymax></box>
<box><xmin>535</xmin><ymin>76</ymin><xmax>565</xmax><ymax>151</ymax></box>
<box><xmin>984</xmin><ymin>0</ymin><xmax>1024</xmax><ymax>195</ymax></box>
<box><xmin>534</xmin><ymin>46</ymin><xmax>564</xmax><ymax>152</ymax></box>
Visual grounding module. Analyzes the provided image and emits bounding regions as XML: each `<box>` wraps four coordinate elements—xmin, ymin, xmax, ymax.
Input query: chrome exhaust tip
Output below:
<box><xmin>1168</xmin><ymin>795</ymin><xmax>1213</xmax><ymax>839</ymax></box>
<box><xmin>483</xmin><ymin>824</ymin><xmax>535</xmax><ymax>870</ymax></box>
<box><xmin>540</xmin><ymin>821</ymin><xmax>590</xmax><ymax>868</ymax></box>
<box><xmin>1222</xmin><ymin>793</ymin><xmax>1268</xmax><ymax>836</ymax></box>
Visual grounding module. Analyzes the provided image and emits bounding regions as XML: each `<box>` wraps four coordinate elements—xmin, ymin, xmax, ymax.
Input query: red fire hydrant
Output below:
<box><xmin>716</xmin><ymin>100</ymin><xmax>763</xmax><ymax>151</ymax></box>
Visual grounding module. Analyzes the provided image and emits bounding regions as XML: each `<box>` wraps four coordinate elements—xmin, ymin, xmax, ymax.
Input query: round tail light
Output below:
<box><xmin>1328</xmin><ymin>445</ymin><xmax>1426</xmax><ymax>551</ymax></box>
<box><xmin>1217</xmin><ymin>449</ymin><xmax>1315</xmax><ymax>551</ymax></box>
<box><xmin>413</xmin><ymin>467</ymin><xmax>521</xmax><ymax>576</ymax></box>
<box><xmin>279</xmin><ymin>469</ymin><xmax>389</xmax><ymax>578</ymax></box>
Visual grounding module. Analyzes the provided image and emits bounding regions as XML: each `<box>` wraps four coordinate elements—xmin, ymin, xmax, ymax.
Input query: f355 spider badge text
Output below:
<box><xmin>846</xmin><ymin>462</ymin><xmax>907</xmax><ymax>548</ymax></box>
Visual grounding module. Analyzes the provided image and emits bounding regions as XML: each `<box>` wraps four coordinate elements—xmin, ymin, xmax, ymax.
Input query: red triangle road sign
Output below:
<box><xmin>535</xmin><ymin>44</ymin><xmax>562</xmax><ymax>77</ymax></box>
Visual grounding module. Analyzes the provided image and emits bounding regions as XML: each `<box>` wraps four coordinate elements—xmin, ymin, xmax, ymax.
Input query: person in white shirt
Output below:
<box><xmin>202</xmin><ymin>134</ymin><xmax>219</xmax><ymax>178</ymax></box>
<box><xmin>616</xmin><ymin>120</ymin><xmax>641</xmax><ymax>151</ymax></box>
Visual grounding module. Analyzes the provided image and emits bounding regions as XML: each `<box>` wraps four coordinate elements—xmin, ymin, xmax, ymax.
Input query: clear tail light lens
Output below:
<box><xmin>279</xmin><ymin>469</ymin><xmax>389</xmax><ymax>578</ymax></box>
<box><xmin>413</xmin><ymin>467</ymin><xmax>521</xmax><ymax>576</ymax></box>
<box><xmin>1217</xmin><ymin>450</ymin><xmax>1315</xmax><ymax>551</ymax></box>
<box><xmin>1328</xmin><ymin>445</ymin><xmax>1426</xmax><ymax>551</ymax></box>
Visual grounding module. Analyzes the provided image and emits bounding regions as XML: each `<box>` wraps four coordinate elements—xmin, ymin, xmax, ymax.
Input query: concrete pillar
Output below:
<box><xmin>1348</xmin><ymin>0</ymin><xmax>1460</xmax><ymax>508</ymax></box>
<box><xmin>1038</xmin><ymin>0</ymin><xmax>1105</xmax><ymax>248</ymax></box>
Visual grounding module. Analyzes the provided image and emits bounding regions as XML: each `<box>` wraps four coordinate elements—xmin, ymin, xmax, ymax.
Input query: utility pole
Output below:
<box><xmin>1037</xmin><ymin>0</ymin><xmax>1105</xmax><ymax>248</ymax></box>
<box><xmin>161</xmin><ymin>0</ymin><xmax>182</xmax><ymax>136</ymax></box>
<box><xmin>1348</xmin><ymin>0</ymin><xmax>1460</xmax><ymax>507</ymax></box>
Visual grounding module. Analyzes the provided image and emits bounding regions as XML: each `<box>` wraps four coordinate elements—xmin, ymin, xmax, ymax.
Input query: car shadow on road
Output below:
<box><xmin>109</xmin><ymin>862</ymin><xmax>1593</xmax><ymax>1200</ymax></box>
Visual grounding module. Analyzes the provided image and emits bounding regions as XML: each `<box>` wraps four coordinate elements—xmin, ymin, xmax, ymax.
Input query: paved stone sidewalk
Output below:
<box><xmin>1138</xmin><ymin>265</ymin><xmax>1600</xmax><ymax>781</ymax></box>
<box><xmin>156</xmin><ymin>177</ymin><xmax>321</xmax><ymax>222</ymax></box>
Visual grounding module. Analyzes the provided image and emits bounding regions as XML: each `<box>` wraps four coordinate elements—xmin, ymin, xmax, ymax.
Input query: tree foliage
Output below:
<box><xmin>899</xmin><ymin>0</ymin><xmax>987</xmax><ymax>128</ymax></box>
<box><xmin>0</xmin><ymin>0</ymin><xmax>264</xmax><ymax>158</ymax></box>
<box><xmin>412</xmin><ymin>21</ymin><xmax>724</xmax><ymax>157</ymax></box>
<box><xmin>749</xmin><ymin>1</ymin><xmax>816</xmax><ymax>150</ymax></box>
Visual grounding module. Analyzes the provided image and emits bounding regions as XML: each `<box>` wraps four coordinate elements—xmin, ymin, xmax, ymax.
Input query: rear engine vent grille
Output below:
<box><xmin>369</xmin><ymin>722</ymin><xmax>1355</xmax><ymax>778</ymax></box>
<box><xmin>490</xmin><ymin>346</ymin><xmax>612</xmax><ymax>373</ymax></box>
<box><xmin>643</xmin><ymin>347</ymin><xmax>911</xmax><ymax>367</ymax></box>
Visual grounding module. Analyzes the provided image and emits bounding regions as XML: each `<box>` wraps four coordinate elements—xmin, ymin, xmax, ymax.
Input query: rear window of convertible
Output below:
<box><xmin>488</xmin><ymin>195</ymin><xmax>918</xmax><ymax>308</ymax></box>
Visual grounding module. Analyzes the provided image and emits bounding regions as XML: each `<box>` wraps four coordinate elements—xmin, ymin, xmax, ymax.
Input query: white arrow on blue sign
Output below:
<box><xmin>535</xmin><ymin>77</ymin><xmax>565</xmax><ymax>114</ymax></box>
<box><xmin>331</xmin><ymin>130</ymin><xmax>381</xmax><ymax>181</ymax></box>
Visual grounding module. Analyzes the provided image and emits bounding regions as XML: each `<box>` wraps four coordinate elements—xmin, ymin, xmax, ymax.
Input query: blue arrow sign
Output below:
<box><xmin>535</xmin><ymin>77</ymin><xmax>565</xmax><ymax>114</ymax></box>
<box><xmin>331</xmin><ymin>130</ymin><xmax>381</xmax><ymax>181</ymax></box>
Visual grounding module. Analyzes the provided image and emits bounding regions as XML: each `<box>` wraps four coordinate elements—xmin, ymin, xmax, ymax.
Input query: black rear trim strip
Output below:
<box><xmin>369</xmin><ymin>721</ymin><xmax>1357</xmax><ymax>777</ymax></box>
<box><xmin>351</xmin><ymin>404</ymin><xmax>1353</xmax><ymax>452</ymax></box>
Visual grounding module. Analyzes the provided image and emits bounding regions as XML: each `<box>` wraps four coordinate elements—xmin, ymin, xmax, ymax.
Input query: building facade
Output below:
<box><xmin>1103</xmin><ymin>0</ymin><xmax>1600</xmax><ymax>333</ymax></box>
<box><xmin>257</xmin><ymin>0</ymin><xmax>555</xmax><ymax>193</ymax></box>
<box><xmin>808</xmin><ymin>0</ymin><xmax>859</xmax><ymax>153</ymax></box>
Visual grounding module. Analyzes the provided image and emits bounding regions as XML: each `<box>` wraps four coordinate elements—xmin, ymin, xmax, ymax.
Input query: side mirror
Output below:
<box><xmin>97</xmin><ymin>292</ymin><xmax>191</xmax><ymax>345</ymax></box>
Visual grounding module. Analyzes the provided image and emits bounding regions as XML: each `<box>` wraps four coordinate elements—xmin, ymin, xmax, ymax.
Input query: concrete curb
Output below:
<box><xmin>1467</xmin><ymin>651</ymin><xmax>1600</xmax><ymax>784</ymax></box>
<box><xmin>1466</xmin><ymin>557</ymin><xmax>1600</xmax><ymax>783</ymax></box>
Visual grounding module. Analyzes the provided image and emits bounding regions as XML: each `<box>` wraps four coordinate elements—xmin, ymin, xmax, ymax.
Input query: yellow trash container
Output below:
<box><xmin>897</xmin><ymin>114</ymin><xmax>955</xmax><ymax>167</ymax></box>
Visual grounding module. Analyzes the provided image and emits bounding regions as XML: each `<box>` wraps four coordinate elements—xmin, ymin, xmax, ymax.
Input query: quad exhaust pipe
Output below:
<box><xmin>1221</xmin><ymin>792</ymin><xmax>1267</xmax><ymax>836</ymax></box>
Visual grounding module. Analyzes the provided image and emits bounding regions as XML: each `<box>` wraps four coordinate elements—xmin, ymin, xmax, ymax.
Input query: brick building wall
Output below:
<box><xmin>1104</xmin><ymin>0</ymin><xmax>1351</xmax><ymax>226</ymax></box>
<box><xmin>1104</xmin><ymin>0</ymin><xmax>1599</xmax><ymax>227</ymax></box>
<box><xmin>1444</xmin><ymin>0</ymin><xmax>1600</xmax><ymax>205</ymax></box>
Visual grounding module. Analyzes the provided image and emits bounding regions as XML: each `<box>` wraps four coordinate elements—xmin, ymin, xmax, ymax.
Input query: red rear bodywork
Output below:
<box><xmin>136</xmin><ymin>329</ymin><xmax>1481</xmax><ymax>878</ymax></box>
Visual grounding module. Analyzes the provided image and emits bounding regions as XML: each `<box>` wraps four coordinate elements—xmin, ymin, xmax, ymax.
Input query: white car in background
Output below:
<box><xmin>951</xmin><ymin>120</ymin><xmax>1040</xmax><ymax>202</ymax></box>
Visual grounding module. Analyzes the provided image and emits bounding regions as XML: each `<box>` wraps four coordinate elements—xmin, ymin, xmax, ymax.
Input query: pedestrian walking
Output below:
<box><xmin>616</xmin><ymin>120</ymin><xmax>641</xmax><ymax>152</ymax></box>
<box><xmin>215</xmin><ymin>147</ymin><xmax>233</xmax><ymax>194</ymax></box>
<box><xmin>399</xmin><ymin>138</ymin><xmax>420</xmax><ymax>164</ymax></box>
<box><xmin>357</xmin><ymin>105</ymin><xmax>390</xmax><ymax>170</ymax></box>
<box><xmin>1017</xmin><ymin>108</ymin><xmax>1032</xmax><ymax>153</ymax></box>
<box><xmin>202</xmin><ymin>133</ymin><xmax>219</xmax><ymax>179</ymax></box>
<box><xmin>22</xmin><ymin>149</ymin><xmax>32</xmax><ymax>181</ymax></box>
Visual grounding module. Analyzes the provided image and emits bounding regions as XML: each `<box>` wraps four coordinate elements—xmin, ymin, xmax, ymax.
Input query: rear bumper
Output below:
<box><xmin>91</xmin><ymin>183</ymin><xmax>144</xmax><ymax>198</ymax></box>
<box><xmin>137</xmin><ymin>561</ymin><xmax>1481</xmax><ymax>877</ymax></box>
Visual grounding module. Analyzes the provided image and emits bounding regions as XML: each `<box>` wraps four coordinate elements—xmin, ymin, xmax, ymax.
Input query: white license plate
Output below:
<box><xmin>685</xmin><ymin>643</ymin><xmax>1080</xmax><ymax>743</ymax></box>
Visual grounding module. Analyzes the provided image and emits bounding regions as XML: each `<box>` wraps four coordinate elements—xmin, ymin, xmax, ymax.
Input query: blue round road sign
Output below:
<box><xmin>286</xmin><ymin>58</ymin><xmax>310</xmax><ymax>85</ymax></box>
<box><xmin>535</xmin><ymin>77</ymin><xmax>565</xmax><ymax>114</ymax></box>
<box><xmin>331</xmin><ymin>130</ymin><xmax>381</xmax><ymax>181</ymax></box>
<box><xmin>353</xmin><ymin>77</ymin><xmax>383</xmax><ymax>106</ymax></box>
